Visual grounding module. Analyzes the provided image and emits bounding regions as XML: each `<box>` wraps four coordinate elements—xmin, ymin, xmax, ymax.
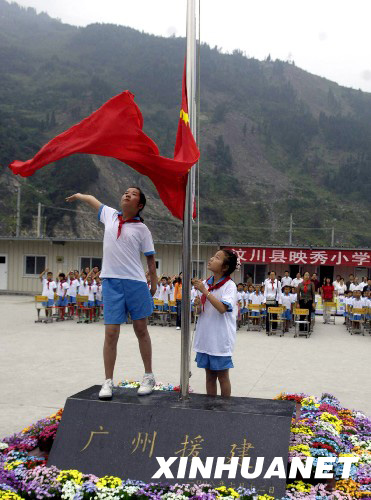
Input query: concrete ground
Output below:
<box><xmin>0</xmin><ymin>295</ymin><xmax>370</xmax><ymax>438</ymax></box>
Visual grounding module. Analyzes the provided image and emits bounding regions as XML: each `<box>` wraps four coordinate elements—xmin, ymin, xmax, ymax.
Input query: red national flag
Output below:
<box><xmin>174</xmin><ymin>60</ymin><xmax>199</xmax><ymax>219</ymax></box>
<box><xmin>9</xmin><ymin>70</ymin><xmax>199</xmax><ymax>220</ymax></box>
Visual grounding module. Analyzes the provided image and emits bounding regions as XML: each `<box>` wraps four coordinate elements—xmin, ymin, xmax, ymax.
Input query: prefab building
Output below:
<box><xmin>0</xmin><ymin>237</ymin><xmax>370</xmax><ymax>294</ymax></box>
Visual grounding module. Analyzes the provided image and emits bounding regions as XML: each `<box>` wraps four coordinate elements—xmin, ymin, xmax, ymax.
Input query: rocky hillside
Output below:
<box><xmin>0</xmin><ymin>0</ymin><xmax>370</xmax><ymax>246</ymax></box>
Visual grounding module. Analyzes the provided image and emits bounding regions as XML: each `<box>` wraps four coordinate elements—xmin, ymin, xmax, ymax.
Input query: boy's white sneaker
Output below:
<box><xmin>99</xmin><ymin>378</ymin><xmax>114</xmax><ymax>400</ymax></box>
<box><xmin>137</xmin><ymin>373</ymin><xmax>155</xmax><ymax>396</ymax></box>
<box><xmin>176</xmin><ymin>326</ymin><xmax>181</xmax><ymax>330</ymax></box>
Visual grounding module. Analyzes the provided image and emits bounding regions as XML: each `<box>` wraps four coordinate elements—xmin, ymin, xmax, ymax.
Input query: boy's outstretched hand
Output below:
<box><xmin>66</xmin><ymin>193</ymin><xmax>81</xmax><ymax>202</ymax></box>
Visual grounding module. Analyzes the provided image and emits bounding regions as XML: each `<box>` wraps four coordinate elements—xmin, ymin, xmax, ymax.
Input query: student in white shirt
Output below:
<box><xmin>263</xmin><ymin>271</ymin><xmax>282</xmax><ymax>332</ymax></box>
<box><xmin>290</xmin><ymin>286</ymin><xmax>298</xmax><ymax>304</ymax></box>
<box><xmin>67</xmin><ymin>270</ymin><xmax>79</xmax><ymax>316</ymax></box>
<box><xmin>334</xmin><ymin>278</ymin><xmax>347</xmax><ymax>296</ymax></box>
<box><xmin>157</xmin><ymin>276</ymin><xmax>173</xmax><ymax>310</ymax></box>
<box><xmin>281</xmin><ymin>271</ymin><xmax>292</xmax><ymax>288</ymax></box>
<box><xmin>39</xmin><ymin>268</ymin><xmax>56</xmax><ymax>320</ymax></box>
<box><xmin>66</xmin><ymin>187</ymin><xmax>158</xmax><ymax>399</ymax></box>
<box><xmin>332</xmin><ymin>275</ymin><xmax>341</xmax><ymax>288</ymax></box>
<box><xmin>292</xmin><ymin>273</ymin><xmax>303</xmax><ymax>289</ymax></box>
<box><xmin>279</xmin><ymin>285</ymin><xmax>295</xmax><ymax>332</ymax></box>
<box><xmin>95</xmin><ymin>277</ymin><xmax>103</xmax><ymax>317</ymax></box>
<box><xmin>56</xmin><ymin>273</ymin><xmax>69</xmax><ymax>320</ymax></box>
<box><xmin>351</xmin><ymin>290</ymin><xmax>367</xmax><ymax>322</ymax></box>
<box><xmin>193</xmin><ymin>250</ymin><xmax>238</xmax><ymax>398</ymax></box>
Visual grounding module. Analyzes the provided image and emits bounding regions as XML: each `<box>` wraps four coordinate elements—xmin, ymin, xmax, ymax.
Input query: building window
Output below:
<box><xmin>155</xmin><ymin>259</ymin><xmax>162</xmax><ymax>276</ymax></box>
<box><xmin>79</xmin><ymin>257</ymin><xmax>102</xmax><ymax>272</ymax></box>
<box><xmin>178</xmin><ymin>260</ymin><xmax>205</xmax><ymax>278</ymax></box>
<box><xmin>243</xmin><ymin>263</ymin><xmax>267</xmax><ymax>284</ymax></box>
<box><xmin>192</xmin><ymin>261</ymin><xmax>205</xmax><ymax>279</ymax></box>
<box><xmin>24</xmin><ymin>255</ymin><xmax>46</xmax><ymax>276</ymax></box>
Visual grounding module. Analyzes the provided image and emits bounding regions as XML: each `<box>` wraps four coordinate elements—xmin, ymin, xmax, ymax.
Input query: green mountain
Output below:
<box><xmin>0</xmin><ymin>0</ymin><xmax>370</xmax><ymax>246</ymax></box>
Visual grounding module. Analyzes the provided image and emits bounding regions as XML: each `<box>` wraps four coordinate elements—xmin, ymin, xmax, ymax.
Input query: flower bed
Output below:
<box><xmin>0</xmin><ymin>384</ymin><xmax>370</xmax><ymax>499</ymax></box>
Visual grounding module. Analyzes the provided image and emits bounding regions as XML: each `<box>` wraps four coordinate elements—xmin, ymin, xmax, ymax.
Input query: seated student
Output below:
<box><xmin>39</xmin><ymin>268</ymin><xmax>56</xmax><ymax>321</ymax></box>
<box><xmin>56</xmin><ymin>273</ymin><xmax>69</xmax><ymax>320</ymax></box>
<box><xmin>67</xmin><ymin>270</ymin><xmax>79</xmax><ymax>317</ymax></box>
<box><xmin>279</xmin><ymin>285</ymin><xmax>295</xmax><ymax>332</ymax></box>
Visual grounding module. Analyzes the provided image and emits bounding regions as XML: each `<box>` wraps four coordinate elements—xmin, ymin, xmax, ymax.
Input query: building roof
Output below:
<box><xmin>0</xmin><ymin>236</ymin><xmax>370</xmax><ymax>251</ymax></box>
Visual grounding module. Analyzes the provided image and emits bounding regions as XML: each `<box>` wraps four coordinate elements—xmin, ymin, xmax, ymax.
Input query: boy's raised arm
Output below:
<box><xmin>66</xmin><ymin>193</ymin><xmax>102</xmax><ymax>212</ymax></box>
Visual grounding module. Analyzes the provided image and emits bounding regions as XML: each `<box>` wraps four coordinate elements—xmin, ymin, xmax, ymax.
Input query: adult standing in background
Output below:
<box><xmin>346</xmin><ymin>274</ymin><xmax>355</xmax><ymax>291</ymax></box>
<box><xmin>292</xmin><ymin>273</ymin><xmax>303</xmax><ymax>289</ymax></box>
<box><xmin>311</xmin><ymin>272</ymin><xmax>320</xmax><ymax>292</ymax></box>
<box><xmin>281</xmin><ymin>271</ymin><xmax>292</xmax><ymax>288</ymax></box>
<box><xmin>296</xmin><ymin>272</ymin><xmax>316</xmax><ymax>331</ymax></box>
<box><xmin>264</xmin><ymin>271</ymin><xmax>281</xmax><ymax>333</ymax></box>
<box><xmin>335</xmin><ymin>277</ymin><xmax>347</xmax><ymax>296</ymax></box>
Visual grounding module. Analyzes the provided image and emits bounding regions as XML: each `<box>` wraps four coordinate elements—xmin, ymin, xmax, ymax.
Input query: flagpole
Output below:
<box><xmin>180</xmin><ymin>0</ymin><xmax>197</xmax><ymax>400</ymax></box>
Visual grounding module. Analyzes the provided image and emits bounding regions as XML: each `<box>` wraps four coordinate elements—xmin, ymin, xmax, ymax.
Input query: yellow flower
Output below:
<box><xmin>287</xmin><ymin>480</ymin><xmax>312</xmax><ymax>492</ymax></box>
<box><xmin>257</xmin><ymin>495</ymin><xmax>275</xmax><ymax>500</ymax></box>
<box><xmin>0</xmin><ymin>491</ymin><xmax>24</xmax><ymax>500</ymax></box>
<box><xmin>56</xmin><ymin>469</ymin><xmax>83</xmax><ymax>485</ymax></box>
<box><xmin>3</xmin><ymin>460</ymin><xmax>23</xmax><ymax>471</ymax></box>
<box><xmin>96</xmin><ymin>475</ymin><xmax>122</xmax><ymax>489</ymax></box>
<box><xmin>227</xmin><ymin>488</ymin><xmax>240</xmax><ymax>498</ymax></box>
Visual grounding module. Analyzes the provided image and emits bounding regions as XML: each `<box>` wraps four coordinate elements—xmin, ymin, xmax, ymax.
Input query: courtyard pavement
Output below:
<box><xmin>0</xmin><ymin>295</ymin><xmax>370</xmax><ymax>437</ymax></box>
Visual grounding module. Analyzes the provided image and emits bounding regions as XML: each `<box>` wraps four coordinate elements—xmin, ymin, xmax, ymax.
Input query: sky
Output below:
<box><xmin>10</xmin><ymin>0</ymin><xmax>371</xmax><ymax>93</ymax></box>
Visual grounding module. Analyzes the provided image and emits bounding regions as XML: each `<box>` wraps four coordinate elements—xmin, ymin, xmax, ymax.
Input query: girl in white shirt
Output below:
<box><xmin>193</xmin><ymin>249</ymin><xmax>238</xmax><ymax>398</ymax></box>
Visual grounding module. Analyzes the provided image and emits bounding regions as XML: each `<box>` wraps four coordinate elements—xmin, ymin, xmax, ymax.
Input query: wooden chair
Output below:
<box><xmin>76</xmin><ymin>295</ymin><xmax>89</xmax><ymax>323</ymax></box>
<box><xmin>350</xmin><ymin>307</ymin><xmax>366</xmax><ymax>335</ymax></box>
<box><xmin>247</xmin><ymin>304</ymin><xmax>263</xmax><ymax>331</ymax></box>
<box><xmin>293</xmin><ymin>308</ymin><xmax>310</xmax><ymax>338</ymax></box>
<box><xmin>323</xmin><ymin>301</ymin><xmax>337</xmax><ymax>324</ymax></box>
<box><xmin>168</xmin><ymin>300</ymin><xmax>177</xmax><ymax>327</ymax></box>
<box><xmin>267</xmin><ymin>306</ymin><xmax>285</xmax><ymax>336</ymax></box>
<box><xmin>152</xmin><ymin>299</ymin><xmax>167</xmax><ymax>326</ymax></box>
<box><xmin>34</xmin><ymin>295</ymin><xmax>48</xmax><ymax>323</ymax></box>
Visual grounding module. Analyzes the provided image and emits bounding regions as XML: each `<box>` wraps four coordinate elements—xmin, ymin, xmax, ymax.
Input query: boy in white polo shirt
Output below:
<box><xmin>39</xmin><ymin>268</ymin><xmax>56</xmax><ymax>321</ymax></box>
<box><xmin>66</xmin><ymin>187</ymin><xmax>158</xmax><ymax>399</ymax></box>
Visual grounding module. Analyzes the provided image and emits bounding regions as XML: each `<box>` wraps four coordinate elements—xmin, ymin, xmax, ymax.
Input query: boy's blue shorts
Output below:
<box><xmin>96</xmin><ymin>300</ymin><xmax>103</xmax><ymax>307</ymax></box>
<box><xmin>68</xmin><ymin>296</ymin><xmax>77</xmax><ymax>304</ymax></box>
<box><xmin>56</xmin><ymin>296</ymin><xmax>68</xmax><ymax>307</ymax></box>
<box><xmin>87</xmin><ymin>300</ymin><xmax>95</xmax><ymax>307</ymax></box>
<box><xmin>42</xmin><ymin>299</ymin><xmax>54</xmax><ymax>307</ymax></box>
<box><xmin>102</xmin><ymin>278</ymin><xmax>154</xmax><ymax>325</ymax></box>
<box><xmin>282</xmin><ymin>309</ymin><xmax>292</xmax><ymax>320</ymax></box>
<box><xmin>195</xmin><ymin>352</ymin><xmax>233</xmax><ymax>371</ymax></box>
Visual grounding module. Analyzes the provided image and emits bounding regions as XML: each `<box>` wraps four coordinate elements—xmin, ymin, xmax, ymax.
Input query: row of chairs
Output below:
<box><xmin>35</xmin><ymin>295</ymin><xmax>102</xmax><ymax>324</ymax></box>
<box><xmin>150</xmin><ymin>299</ymin><xmax>181</xmax><ymax>327</ymax></box>
<box><xmin>239</xmin><ymin>304</ymin><xmax>313</xmax><ymax>338</ymax></box>
<box><xmin>345</xmin><ymin>305</ymin><xmax>371</xmax><ymax>335</ymax></box>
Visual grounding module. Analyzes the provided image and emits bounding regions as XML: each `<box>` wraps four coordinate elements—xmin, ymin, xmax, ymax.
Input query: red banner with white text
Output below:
<box><xmin>222</xmin><ymin>247</ymin><xmax>371</xmax><ymax>267</ymax></box>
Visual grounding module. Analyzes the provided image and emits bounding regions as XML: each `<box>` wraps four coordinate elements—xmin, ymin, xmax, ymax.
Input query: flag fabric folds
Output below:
<box><xmin>9</xmin><ymin>75</ymin><xmax>199</xmax><ymax>220</ymax></box>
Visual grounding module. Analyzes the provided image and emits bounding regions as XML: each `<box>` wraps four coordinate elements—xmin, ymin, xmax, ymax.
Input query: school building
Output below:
<box><xmin>0</xmin><ymin>237</ymin><xmax>370</xmax><ymax>294</ymax></box>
